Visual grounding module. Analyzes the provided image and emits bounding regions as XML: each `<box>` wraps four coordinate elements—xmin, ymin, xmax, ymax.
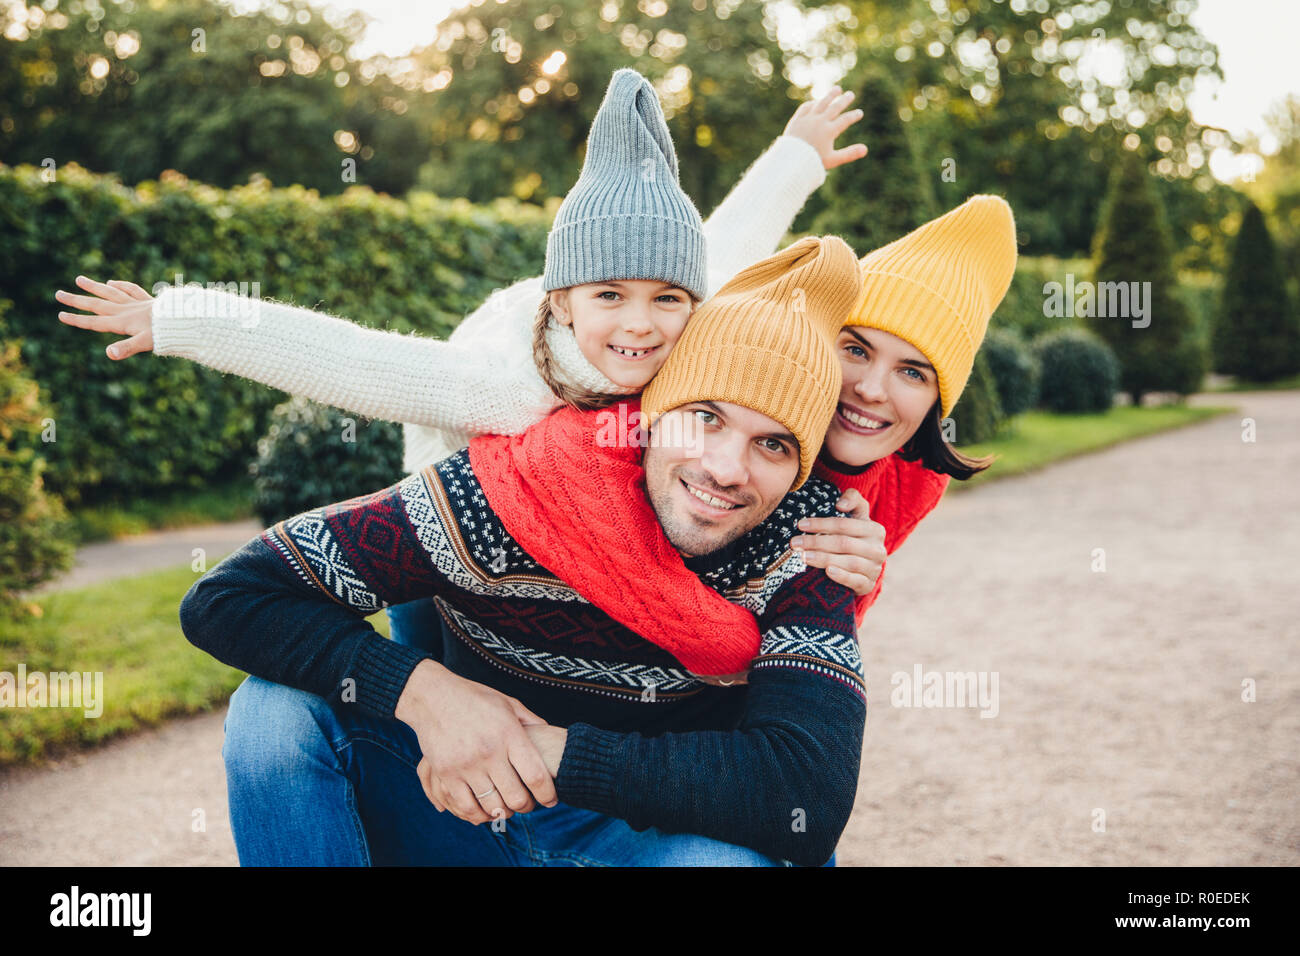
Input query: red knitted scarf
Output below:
<box><xmin>469</xmin><ymin>398</ymin><xmax>949</xmax><ymax>673</ymax></box>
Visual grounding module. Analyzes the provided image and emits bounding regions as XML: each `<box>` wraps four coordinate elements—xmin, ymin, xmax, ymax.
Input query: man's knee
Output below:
<box><xmin>222</xmin><ymin>676</ymin><xmax>339</xmax><ymax>785</ymax></box>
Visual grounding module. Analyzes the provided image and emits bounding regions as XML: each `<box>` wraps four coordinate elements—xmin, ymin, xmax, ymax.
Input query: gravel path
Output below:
<box><xmin>2</xmin><ymin>391</ymin><xmax>1295</xmax><ymax>867</ymax></box>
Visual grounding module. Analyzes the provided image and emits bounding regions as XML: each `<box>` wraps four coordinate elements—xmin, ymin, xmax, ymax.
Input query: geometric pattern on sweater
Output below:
<box><xmin>436</xmin><ymin>597</ymin><xmax>700</xmax><ymax>702</ymax></box>
<box><xmin>396</xmin><ymin>465</ymin><xmax>585</xmax><ymax>604</ymax></box>
<box><xmin>262</xmin><ymin>447</ymin><xmax>863</xmax><ymax>701</ymax></box>
<box><xmin>265</xmin><ymin>509</ymin><xmax>384</xmax><ymax>613</ymax></box>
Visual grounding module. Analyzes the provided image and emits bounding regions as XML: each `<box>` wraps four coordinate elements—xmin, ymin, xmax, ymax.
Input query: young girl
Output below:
<box><xmin>54</xmin><ymin>68</ymin><xmax>882</xmax><ymax>670</ymax></box>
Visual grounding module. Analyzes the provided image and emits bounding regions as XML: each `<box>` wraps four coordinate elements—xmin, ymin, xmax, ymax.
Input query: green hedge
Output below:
<box><xmin>0</xmin><ymin>162</ymin><xmax>552</xmax><ymax>505</ymax></box>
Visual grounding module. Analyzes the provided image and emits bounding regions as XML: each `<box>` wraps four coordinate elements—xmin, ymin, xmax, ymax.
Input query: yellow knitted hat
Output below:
<box><xmin>846</xmin><ymin>195</ymin><xmax>1017</xmax><ymax>418</ymax></box>
<box><xmin>642</xmin><ymin>235</ymin><xmax>862</xmax><ymax>489</ymax></box>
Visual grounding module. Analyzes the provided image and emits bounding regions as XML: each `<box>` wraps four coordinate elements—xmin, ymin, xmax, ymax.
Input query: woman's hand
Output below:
<box><xmin>791</xmin><ymin>488</ymin><xmax>887</xmax><ymax>597</ymax></box>
<box><xmin>55</xmin><ymin>275</ymin><xmax>156</xmax><ymax>359</ymax></box>
<box><xmin>783</xmin><ymin>84</ymin><xmax>868</xmax><ymax>170</ymax></box>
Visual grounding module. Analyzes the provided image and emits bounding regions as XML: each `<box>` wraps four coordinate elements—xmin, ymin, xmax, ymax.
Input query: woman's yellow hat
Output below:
<box><xmin>846</xmin><ymin>195</ymin><xmax>1017</xmax><ymax>418</ymax></box>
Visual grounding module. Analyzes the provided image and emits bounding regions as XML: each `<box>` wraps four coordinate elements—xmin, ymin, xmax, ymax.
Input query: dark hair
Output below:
<box><xmin>894</xmin><ymin>398</ymin><xmax>994</xmax><ymax>480</ymax></box>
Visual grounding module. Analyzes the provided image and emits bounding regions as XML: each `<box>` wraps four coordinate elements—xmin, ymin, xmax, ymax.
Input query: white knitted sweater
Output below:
<box><xmin>151</xmin><ymin>135</ymin><xmax>827</xmax><ymax>474</ymax></box>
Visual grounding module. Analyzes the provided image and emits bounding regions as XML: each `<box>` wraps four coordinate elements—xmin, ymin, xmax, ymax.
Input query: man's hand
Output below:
<box><xmin>791</xmin><ymin>488</ymin><xmax>887</xmax><ymax>597</ymax></box>
<box><xmin>783</xmin><ymin>85</ymin><xmax>868</xmax><ymax>170</ymax></box>
<box><xmin>397</xmin><ymin>659</ymin><xmax>558</xmax><ymax>825</ymax></box>
<box><xmin>55</xmin><ymin>275</ymin><xmax>156</xmax><ymax>359</ymax></box>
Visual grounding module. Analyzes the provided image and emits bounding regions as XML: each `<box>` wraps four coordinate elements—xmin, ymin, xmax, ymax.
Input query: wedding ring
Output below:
<box><xmin>474</xmin><ymin>785</ymin><xmax>497</xmax><ymax>799</ymax></box>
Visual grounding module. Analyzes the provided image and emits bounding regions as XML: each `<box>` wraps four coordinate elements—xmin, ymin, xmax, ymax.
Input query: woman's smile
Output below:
<box><xmin>835</xmin><ymin>401</ymin><xmax>892</xmax><ymax>436</ymax></box>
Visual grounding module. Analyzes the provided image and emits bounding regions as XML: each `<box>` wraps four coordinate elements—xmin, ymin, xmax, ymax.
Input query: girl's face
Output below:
<box><xmin>551</xmin><ymin>280</ymin><xmax>694</xmax><ymax>389</ymax></box>
<box><xmin>821</xmin><ymin>326</ymin><xmax>940</xmax><ymax>469</ymax></box>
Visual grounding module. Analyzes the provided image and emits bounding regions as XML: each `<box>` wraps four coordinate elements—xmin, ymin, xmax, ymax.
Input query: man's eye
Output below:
<box><xmin>843</xmin><ymin>344</ymin><xmax>866</xmax><ymax>359</ymax></box>
<box><xmin>694</xmin><ymin>409</ymin><xmax>717</xmax><ymax>425</ymax></box>
<box><xmin>762</xmin><ymin>438</ymin><xmax>787</xmax><ymax>454</ymax></box>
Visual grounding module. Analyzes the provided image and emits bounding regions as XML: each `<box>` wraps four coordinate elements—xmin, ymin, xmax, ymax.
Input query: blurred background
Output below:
<box><xmin>1</xmin><ymin>0</ymin><xmax>1297</xmax><ymax>868</ymax></box>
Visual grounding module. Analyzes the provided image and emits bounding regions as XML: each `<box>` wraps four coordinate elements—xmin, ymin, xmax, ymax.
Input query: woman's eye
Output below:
<box><xmin>902</xmin><ymin>367</ymin><xmax>925</xmax><ymax>382</ymax></box>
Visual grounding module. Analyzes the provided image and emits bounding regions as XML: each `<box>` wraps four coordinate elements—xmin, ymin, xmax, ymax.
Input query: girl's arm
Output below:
<box><xmin>55</xmin><ymin>275</ymin><xmax>553</xmax><ymax>437</ymax></box>
<box><xmin>700</xmin><ymin>86</ymin><xmax>867</xmax><ymax>297</ymax></box>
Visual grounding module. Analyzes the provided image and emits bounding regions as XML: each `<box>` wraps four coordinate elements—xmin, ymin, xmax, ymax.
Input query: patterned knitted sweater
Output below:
<box><xmin>149</xmin><ymin>135</ymin><xmax>828</xmax><ymax>475</ymax></box>
<box><xmin>467</xmin><ymin>397</ymin><xmax>951</xmax><ymax>673</ymax></box>
<box><xmin>179</xmin><ymin>446</ymin><xmax>866</xmax><ymax>866</ymax></box>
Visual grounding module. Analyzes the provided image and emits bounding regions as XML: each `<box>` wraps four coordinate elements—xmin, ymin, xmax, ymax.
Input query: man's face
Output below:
<box><xmin>643</xmin><ymin>401</ymin><xmax>800</xmax><ymax>558</ymax></box>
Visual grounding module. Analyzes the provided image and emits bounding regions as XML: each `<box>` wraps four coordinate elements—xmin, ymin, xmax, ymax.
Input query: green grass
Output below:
<box><xmin>0</xmin><ymin>559</ymin><xmax>390</xmax><ymax>766</ymax></box>
<box><xmin>66</xmin><ymin>478</ymin><xmax>256</xmax><ymax>545</ymax></box>
<box><xmin>951</xmin><ymin>403</ymin><xmax>1236</xmax><ymax>491</ymax></box>
<box><xmin>1205</xmin><ymin>374</ymin><xmax>1300</xmax><ymax>393</ymax></box>
<box><xmin>2</xmin><ymin>402</ymin><xmax>1237</xmax><ymax>766</ymax></box>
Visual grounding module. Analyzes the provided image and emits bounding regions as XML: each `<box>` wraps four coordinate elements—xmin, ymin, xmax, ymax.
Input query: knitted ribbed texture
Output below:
<box><xmin>543</xmin><ymin>68</ymin><xmax>707</xmax><ymax>300</ymax></box>
<box><xmin>469</xmin><ymin>398</ymin><xmax>762</xmax><ymax>676</ymax></box>
<box><xmin>642</xmin><ymin>235</ymin><xmax>862</xmax><ymax>488</ymax></box>
<box><xmin>847</xmin><ymin>194</ymin><xmax>1017</xmax><ymax>417</ymax></box>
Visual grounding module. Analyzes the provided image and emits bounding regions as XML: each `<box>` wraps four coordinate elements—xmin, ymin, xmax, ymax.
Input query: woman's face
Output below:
<box><xmin>551</xmin><ymin>280</ymin><xmax>694</xmax><ymax>389</ymax></box>
<box><xmin>821</xmin><ymin>326</ymin><xmax>941</xmax><ymax>469</ymax></box>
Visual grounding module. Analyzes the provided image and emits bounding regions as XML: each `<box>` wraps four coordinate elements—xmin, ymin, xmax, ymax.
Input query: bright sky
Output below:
<box><xmin>250</xmin><ymin>0</ymin><xmax>1298</xmax><ymax>180</ymax></box>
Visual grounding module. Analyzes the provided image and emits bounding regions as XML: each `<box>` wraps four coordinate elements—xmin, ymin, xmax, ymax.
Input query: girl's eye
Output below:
<box><xmin>658</xmin><ymin>295</ymin><xmax>685</xmax><ymax>304</ymax></box>
<box><xmin>597</xmin><ymin>291</ymin><xmax>620</xmax><ymax>301</ymax></box>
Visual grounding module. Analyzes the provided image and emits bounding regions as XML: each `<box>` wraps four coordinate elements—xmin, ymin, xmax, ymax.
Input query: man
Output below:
<box><xmin>180</xmin><ymin>235</ymin><xmax>867</xmax><ymax>867</ymax></box>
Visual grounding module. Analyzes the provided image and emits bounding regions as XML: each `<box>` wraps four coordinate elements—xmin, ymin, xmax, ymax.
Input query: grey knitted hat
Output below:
<box><xmin>542</xmin><ymin>68</ymin><xmax>707</xmax><ymax>301</ymax></box>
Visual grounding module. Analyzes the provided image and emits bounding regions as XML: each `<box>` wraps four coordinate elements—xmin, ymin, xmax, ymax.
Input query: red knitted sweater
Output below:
<box><xmin>470</xmin><ymin>398</ymin><xmax>948</xmax><ymax>675</ymax></box>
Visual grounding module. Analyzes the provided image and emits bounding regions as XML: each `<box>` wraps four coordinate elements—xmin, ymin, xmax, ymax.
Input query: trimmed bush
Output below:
<box><xmin>1034</xmin><ymin>328</ymin><xmax>1120</xmax><ymax>413</ymax></box>
<box><xmin>250</xmin><ymin>396</ymin><xmax>405</xmax><ymax>527</ymax></box>
<box><xmin>1088</xmin><ymin>152</ymin><xmax>1207</xmax><ymax>403</ymax></box>
<box><xmin>1213</xmin><ymin>199</ymin><xmax>1300</xmax><ymax>381</ymax></box>
<box><xmin>0</xmin><ymin>162</ymin><xmax>552</xmax><ymax>505</ymax></box>
<box><xmin>0</xmin><ymin>301</ymin><xmax>75</xmax><ymax>608</ymax></box>
<box><xmin>948</xmin><ymin>349</ymin><xmax>1004</xmax><ymax>445</ymax></box>
<box><xmin>982</xmin><ymin>327</ymin><xmax>1041</xmax><ymax>418</ymax></box>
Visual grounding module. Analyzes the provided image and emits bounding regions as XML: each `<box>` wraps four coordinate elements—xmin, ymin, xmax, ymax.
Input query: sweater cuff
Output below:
<box><xmin>554</xmin><ymin>722</ymin><xmax>625</xmax><ymax>817</ymax></box>
<box><xmin>350</xmin><ymin>636</ymin><xmax>434</xmax><ymax>718</ymax></box>
<box><xmin>152</xmin><ymin>285</ymin><xmax>263</xmax><ymax>357</ymax></box>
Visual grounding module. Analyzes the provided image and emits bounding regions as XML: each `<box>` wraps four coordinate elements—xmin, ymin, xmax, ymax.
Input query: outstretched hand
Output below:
<box><xmin>55</xmin><ymin>275</ymin><xmax>156</xmax><ymax>359</ymax></box>
<box><xmin>783</xmin><ymin>84</ymin><xmax>868</xmax><ymax>170</ymax></box>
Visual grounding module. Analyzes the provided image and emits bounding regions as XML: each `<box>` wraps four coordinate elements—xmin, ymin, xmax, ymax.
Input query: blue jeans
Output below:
<box><xmin>222</xmin><ymin>675</ymin><xmax>833</xmax><ymax>866</ymax></box>
<box><xmin>385</xmin><ymin>596</ymin><xmax>443</xmax><ymax>656</ymax></box>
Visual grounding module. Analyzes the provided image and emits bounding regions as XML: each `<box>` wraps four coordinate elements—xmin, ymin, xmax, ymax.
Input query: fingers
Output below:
<box><xmin>54</xmin><ymin>288</ymin><xmax>124</xmax><ymax>316</ymax></box>
<box><xmin>106</xmin><ymin>279</ymin><xmax>154</xmax><ymax>301</ymax></box>
<box><xmin>416</xmin><ymin>757</ymin><xmax>446</xmax><ymax>813</ymax></box>
<box><xmin>444</xmin><ymin>779</ymin><xmax>493</xmax><ymax>825</ymax></box>
<box><xmin>509</xmin><ymin>736</ymin><xmax>558</xmax><ymax>807</ymax></box>
<box><xmin>73</xmin><ymin>274</ymin><xmax>133</xmax><ymax>304</ymax></box>
<box><xmin>106</xmin><ymin>332</ymin><xmax>150</xmax><ymax>360</ymax></box>
<box><xmin>485</xmin><ymin>760</ymin><xmax>536</xmax><ymax>814</ymax></box>
<box><xmin>509</xmin><ymin>697</ymin><xmax>547</xmax><ymax>727</ymax></box>
<box><xmin>836</xmin><ymin>488</ymin><xmax>870</xmax><ymax>520</ymax></box>
<box><xmin>824</xmin><ymin>562</ymin><xmax>874</xmax><ymax>597</ymax></box>
<box><xmin>824</xmin><ymin>143</ymin><xmax>869</xmax><ymax>169</ymax></box>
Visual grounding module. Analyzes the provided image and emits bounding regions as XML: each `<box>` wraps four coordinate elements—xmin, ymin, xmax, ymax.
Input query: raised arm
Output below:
<box><xmin>701</xmin><ymin>86</ymin><xmax>867</xmax><ymax>297</ymax></box>
<box><xmin>552</xmin><ymin>568</ymin><xmax>866</xmax><ymax>867</ymax></box>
